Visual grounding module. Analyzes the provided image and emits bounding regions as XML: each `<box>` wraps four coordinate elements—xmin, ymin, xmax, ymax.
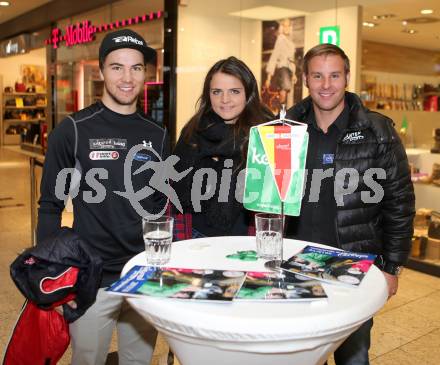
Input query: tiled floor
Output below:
<box><xmin>1</xmin><ymin>146</ymin><xmax>439</xmax><ymax>365</ymax></box>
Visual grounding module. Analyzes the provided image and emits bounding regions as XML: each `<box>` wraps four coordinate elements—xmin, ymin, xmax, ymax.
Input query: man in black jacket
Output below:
<box><xmin>286</xmin><ymin>44</ymin><xmax>415</xmax><ymax>364</ymax></box>
<box><xmin>37</xmin><ymin>29</ymin><xmax>169</xmax><ymax>365</ymax></box>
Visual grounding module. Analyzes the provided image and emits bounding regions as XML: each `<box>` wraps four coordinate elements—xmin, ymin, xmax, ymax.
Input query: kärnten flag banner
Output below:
<box><xmin>243</xmin><ymin>124</ymin><xmax>308</xmax><ymax>216</ymax></box>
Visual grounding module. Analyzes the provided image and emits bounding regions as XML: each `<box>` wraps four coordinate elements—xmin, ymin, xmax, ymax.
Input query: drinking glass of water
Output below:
<box><xmin>255</xmin><ymin>213</ymin><xmax>283</xmax><ymax>260</ymax></box>
<box><xmin>142</xmin><ymin>216</ymin><xmax>174</xmax><ymax>266</ymax></box>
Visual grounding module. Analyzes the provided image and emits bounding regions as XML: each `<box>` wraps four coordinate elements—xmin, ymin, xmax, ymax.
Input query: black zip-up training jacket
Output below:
<box><xmin>37</xmin><ymin>101</ymin><xmax>169</xmax><ymax>286</ymax></box>
<box><xmin>286</xmin><ymin>92</ymin><xmax>415</xmax><ymax>265</ymax></box>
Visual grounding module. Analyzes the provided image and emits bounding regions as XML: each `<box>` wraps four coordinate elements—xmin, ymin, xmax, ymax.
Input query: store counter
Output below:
<box><xmin>407</xmin><ymin>148</ymin><xmax>440</xmax><ymax>176</ymax></box>
<box><xmin>3</xmin><ymin>145</ymin><xmax>44</xmax><ymax>246</ymax></box>
<box><xmin>406</xmin><ymin>148</ymin><xmax>440</xmax><ymax>211</ymax></box>
<box><xmin>122</xmin><ymin>236</ymin><xmax>388</xmax><ymax>365</ymax></box>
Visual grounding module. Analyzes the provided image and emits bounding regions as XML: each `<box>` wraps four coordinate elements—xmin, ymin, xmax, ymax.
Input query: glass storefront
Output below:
<box><xmin>52</xmin><ymin>0</ymin><xmax>164</xmax><ymax>125</ymax></box>
<box><xmin>174</xmin><ymin>0</ymin><xmax>362</xmax><ymax>133</ymax></box>
<box><xmin>0</xmin><ymin>30</ymin><xmax>50</xmax><ymax>150</ymax></box>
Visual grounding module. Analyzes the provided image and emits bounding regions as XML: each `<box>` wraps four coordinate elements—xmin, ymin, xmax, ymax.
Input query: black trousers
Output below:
<box><xmin>327</xmin><ymin>318</ymin><xmax>374</xmax><ymax>365</ymax></box>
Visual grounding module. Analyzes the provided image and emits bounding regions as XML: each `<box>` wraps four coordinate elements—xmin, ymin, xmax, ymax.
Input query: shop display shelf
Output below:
<box><xmin>20</xmin><ymin>142</ymin><xmax>44</xmax><ymax>155</ymax></box>
<box><xmin>3</xmin><ymin>134</ymin><xmax>21</xmax><ymax>145</ymax></box>
<box><xmin>407</xmin><ymin>257</ymin><xmax>440</xmax><ymax>277</ymax></box>
<box><xmin>3</xmin><ymin>92</ymin><xmax>47</xmax><ymax>96</ymax></box>
<box><xmin>4</xmin><ymin>105</ymin><xmax>47</xmax><ymax>109</ymax></box>
<box><xmin>3</xmin><ymin>119</ymin><xmax>43</xmax><ymax>123</ymax></box>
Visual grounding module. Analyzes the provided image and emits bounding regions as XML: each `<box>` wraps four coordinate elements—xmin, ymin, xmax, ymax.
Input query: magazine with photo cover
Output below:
<box><xmin>236</xmin><ymin>270</ymin><xmax>327</xmax><ymax>301</ymax></box>
<box><xmin>280</xmin><ymin>245</ymin><xmax>377</xmax><ymax>287</ymax></box>
<box><xmin>106</xmin><ymin>266</ymin><xmax>246</xmax><ymax>301</ymax></box>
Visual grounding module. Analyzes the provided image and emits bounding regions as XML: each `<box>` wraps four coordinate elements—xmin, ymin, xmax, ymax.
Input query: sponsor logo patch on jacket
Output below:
<box><xmin>342</xmin><ymin>131</ymin><xmax>365</xmax><ymax>143</ymax></box>
<box><xmin>89</xmin><ymin>138</ymin><xmax>127</xmax><ymax>150</ymax></box>
<box><xmin>134</xmin><ymin>152</ymin><xmax>152</xmax><ymax>162</ymax></box>
<box><xmin>322</xmin><ymin>153</ymin><xmax>334</xmax><ymax>164</ymax></box>
<box><xmin>89</xmin><ymin>151</ymin><xmax>119</xmax><ymax>160</ymax></box>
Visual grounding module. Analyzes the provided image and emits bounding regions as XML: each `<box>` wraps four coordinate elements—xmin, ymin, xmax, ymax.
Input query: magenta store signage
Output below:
<box><xmin>45</xmin><ymin>11</ymin><xmax>163</xmax><ymax>49</ymax></box>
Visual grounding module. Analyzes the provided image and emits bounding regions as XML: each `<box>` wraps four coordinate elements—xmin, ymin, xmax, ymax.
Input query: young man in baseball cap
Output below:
<box><xmin>37</xmin><ymin>29</ymin><xmax>169</xmax><ymax>365</ymax></box>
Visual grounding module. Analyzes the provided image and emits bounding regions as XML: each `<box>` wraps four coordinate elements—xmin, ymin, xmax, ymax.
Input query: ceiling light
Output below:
<box><xmin>363</xmin><ymin>22</ymin><xmax>377</xmax><ymax>28</ymax></box>
<box><xmin>229</xmin><ymin>6</ymin><xmax>308</xmax><ymax>20</ymax></box>
<box><xmin>402</xmin><ymin>29</ymin><xmax>418</xmax><ymax>34</ymax></box>
<box><xmin>420</xmin><ymin>9</ymin><xmax>433</xmax><ymax>15</ymax></box>
<box><xmin>403</xmin><ymin>17</ymin><xmax>439</xmax><ymax>24</ymax></box>
<box><xmin>372</xmin><ymin>14</ymin><xmax>396</xmax><ymax>20</ymax></box>
<box><xmin>0</xmin><ymin>1</ymin><xmax>10</xmax><ymax>6</ymax></box>
<box><xmin>402</xmin><ymin>20</ymin><xmax>408</xmax><ymax>26</ymax></box>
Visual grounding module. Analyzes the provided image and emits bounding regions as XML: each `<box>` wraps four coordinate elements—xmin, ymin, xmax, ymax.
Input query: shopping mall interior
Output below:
<box><xmin>0</xmin><ymin>0</ymin><xmax>439</xmax><ymax>364</ymax></box>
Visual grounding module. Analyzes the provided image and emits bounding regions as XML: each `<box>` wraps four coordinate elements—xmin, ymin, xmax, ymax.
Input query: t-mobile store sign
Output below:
<box><xmin>45</xmin><ymin>11</ymin><xmax>163</xmax><ymax>49</ymax></box>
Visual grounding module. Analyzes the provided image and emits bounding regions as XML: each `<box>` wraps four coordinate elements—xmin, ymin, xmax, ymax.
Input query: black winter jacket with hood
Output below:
<box><xmin>286</xmin><ymin>92</ymin><xmax>415</xmax><ymax>265</ymax></box>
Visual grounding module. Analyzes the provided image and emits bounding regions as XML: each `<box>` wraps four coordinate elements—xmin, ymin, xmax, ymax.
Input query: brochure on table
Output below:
<box><xmin>107</xmin><ymin>266</ymin><xmax>246</xmax><ymax>301</ymax></box>
<box><xmin>107</xmin><ymin>265</ymin><xmax>328</xmax><ymax>302</ymax></box>
<box><xmin>280</xmin><ymin>246</ymin><xmax>377</xmax><ymax>287</ymax></box>
<box><xmin>236</xmin><ymin>270</ymin><xmax>327</xmax><ymax>301</ymax></box>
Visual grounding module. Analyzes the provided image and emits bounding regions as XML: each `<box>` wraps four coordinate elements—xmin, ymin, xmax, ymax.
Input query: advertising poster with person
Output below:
<box><xmin>261</xmin><ymin>16</ymin><xmax>305</xmax><ymax>115</ymax></box>
<box><xmin>20</xmin><ymin>64</ymin><xmax>46</xmax><ymax>90</ymax></box>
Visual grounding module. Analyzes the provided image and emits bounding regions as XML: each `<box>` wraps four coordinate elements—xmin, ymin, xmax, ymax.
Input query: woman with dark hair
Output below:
<box><xmin>173</xmin><ymin>56</ymin><xmax>273</xmax><ymax>239</ymax></box>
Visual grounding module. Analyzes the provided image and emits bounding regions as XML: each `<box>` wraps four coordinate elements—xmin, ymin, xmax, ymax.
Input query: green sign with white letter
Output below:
<box><xmin>319</xmin><ymin>26</ymin><xmax>340</xmax><ymax>46</ymax></box>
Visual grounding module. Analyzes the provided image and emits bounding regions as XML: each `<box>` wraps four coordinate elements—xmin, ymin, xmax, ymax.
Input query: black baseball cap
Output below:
<box><xmin>99</xmin><ymin>29</ymin><xmax>156</xmax><ymax>64</ymax></box>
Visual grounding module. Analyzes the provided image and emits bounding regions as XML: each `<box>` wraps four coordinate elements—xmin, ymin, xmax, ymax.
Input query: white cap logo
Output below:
<box><xmin>112</xmin><ymin>35</ymin><xmax>144</xmax><ymax>46</ymax></box>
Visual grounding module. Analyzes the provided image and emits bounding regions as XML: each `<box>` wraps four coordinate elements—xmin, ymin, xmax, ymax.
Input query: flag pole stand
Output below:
<box><xmin>264</xmin><ymin>186</ymin><xmax>286</xmax><ymax>271</ymax></box>
<box><xmin>264</xmin><ymin>104</ymin><xmax>287</xmax><ymax>272</ymax></box>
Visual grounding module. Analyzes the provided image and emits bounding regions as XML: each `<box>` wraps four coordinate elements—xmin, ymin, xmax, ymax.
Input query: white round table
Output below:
<box><xmin>122</xmin><ymin>236</ymin><xmax>388</xmax><ymax>365</ymax></box>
